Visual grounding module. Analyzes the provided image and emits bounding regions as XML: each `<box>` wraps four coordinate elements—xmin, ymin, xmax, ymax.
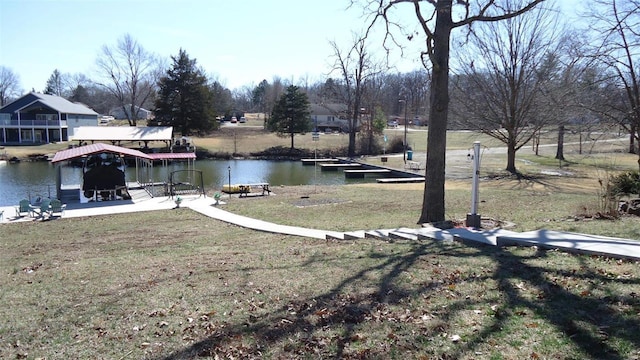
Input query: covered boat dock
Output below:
<box><xmin>51</xmin><ymin>143</ymin><xmax>200</xmax><ymax>203</ymax></box>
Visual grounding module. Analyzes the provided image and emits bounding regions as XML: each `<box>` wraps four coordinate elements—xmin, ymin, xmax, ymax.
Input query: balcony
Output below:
<box><xmin>0</xmin><ymin>119</ymin><xmax>67</xmax><ymax>127</ymax></box>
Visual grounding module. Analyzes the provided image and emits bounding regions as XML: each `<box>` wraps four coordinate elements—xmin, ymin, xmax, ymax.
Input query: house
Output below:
<box><xmin>109</xmin><ymin>105</ymin><xmax>153</xmax><ymax>120</ymax></box>
<box><xmin>310</xmin><ymin>103</ymin><xmax>360</xmax><ymax>133</ymax></box>
<box><xmin>0</xmin><ymin>92</ymin><xmax>98</xmax><ymax>145</ymax></box>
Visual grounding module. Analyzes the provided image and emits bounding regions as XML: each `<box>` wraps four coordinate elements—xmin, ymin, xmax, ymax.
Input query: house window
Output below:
<box><xmin>0</xmin><ymin>113</ymin><xmax>10</xmax><ymax>125</ymax></box>
<box><xmin>20</xmin><ymin>130</ymin><xmax>33</xmax><ymax>141</ymax></box>
<box><xmin>36</xmin><ymin>114</ymin><xmax>58</xmax><ymax>121</ymax></box>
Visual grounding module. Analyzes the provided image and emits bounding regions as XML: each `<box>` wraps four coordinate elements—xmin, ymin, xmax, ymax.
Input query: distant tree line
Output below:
<box><xmin>0</xmin><ymin>0</ymin><xmax>637</xmax><ymax>173</ymax></box>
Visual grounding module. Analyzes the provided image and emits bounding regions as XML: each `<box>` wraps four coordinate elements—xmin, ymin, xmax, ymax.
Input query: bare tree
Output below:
<box><xmin>95</xmin><ymin>34</ymin><xmax>158</xmax><ymax>126</ymax></box>
<box><xmin>0</xmin><ymin>66</ymin><xmax>22</xmax><ymax>106</ymax></box>
<box><xmin>452</xmin><ymin>1</ymin><xmax>563</xmax><ymax>174</ymax></box>
<box><xmin>329</xmin><ymin>34</ymin><xmax>379</xmax><ymax>157</ymax></box>
<box><xmin>584</xmin><ymin>0</ymin><xmax>640</xmax><ymax>169</ymax></box>
<box><xmin>361</xmin><ymin>0</ymin><xmax>545</xmax><ymax>223</ymax></box>
<box><xmin>265</xmin><ymin>77</ymin><xmax>286</xmax><ymax>124</ymax></box>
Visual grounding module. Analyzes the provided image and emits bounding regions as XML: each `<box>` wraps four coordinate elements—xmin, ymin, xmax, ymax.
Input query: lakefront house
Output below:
<box><xmin>0</xmin><ymin>92</ymin><xmax>99</xmax><ymax>145</ymax></box>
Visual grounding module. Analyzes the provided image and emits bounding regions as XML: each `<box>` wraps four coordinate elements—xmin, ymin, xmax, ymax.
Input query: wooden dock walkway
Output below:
<box><xmin>376</xmin><ymin>177</ymin><xmax>425</xmax><ymax>183</ymax></box>
<box><xmin>301</xmin><ymin>158</ymin><xmax>338</xmax><ymax>165</ymax></box>
<box><xmin>344</xmin><ymin>169</ymin><xmax>392</xmax><ymax>178</ymax></box>
<box><xmin>319</xmin><ymin>163</ymin><xmax>362</xmax><ymax>171</ymax></box>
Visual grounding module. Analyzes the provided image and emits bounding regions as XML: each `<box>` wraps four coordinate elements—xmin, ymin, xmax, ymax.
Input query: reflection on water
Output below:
<box><xmin>0</xmin><ymin>159</ymin><xmax>368</xmax><ymax>206</ymax></box>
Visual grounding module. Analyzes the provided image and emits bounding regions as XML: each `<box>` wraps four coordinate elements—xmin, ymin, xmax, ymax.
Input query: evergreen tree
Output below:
<box><xmin>69</xmin><ymin>85</ymin><xmax>90</xmax><ymax>104</ymax></box>
<box><xmin>154</xmin><ymin>49</ymin><xmax>217</xmax><ymax>135</ymax></box>
<box><xmin>268</xmin><ymin>85</ymin><xmax>311</xmax><ymax>149</ymax></box>
<box><xmin>44</xmin><ymin>69</ymin><xmax>66</xmax><ymax>96</ymax></box>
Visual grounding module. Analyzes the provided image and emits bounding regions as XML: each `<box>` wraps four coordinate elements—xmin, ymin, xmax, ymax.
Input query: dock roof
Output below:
<box><xmin>51</xmin><ymin>143</ymin><xmax>153</xmax><ymax>163</ymax></box>
<box><xmin>70</xmin><ymin>126</ymin><xmax>173</xmax><ymax>142</ymax></box>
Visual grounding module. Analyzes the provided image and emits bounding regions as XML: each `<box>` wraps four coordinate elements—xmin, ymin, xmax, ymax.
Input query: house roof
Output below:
<box><xmin>110</xmin><ymin>104</ymin><xmax>151</xmax><ymax>113</ymax></box>
<box><xmin>51</xmin><ymin>143</ymin><xmax>153</xmax><ymax>163</ymax></box>
<box><xmin>1</xmin><ymin>92</ymin><xmax>98</xmax><ymax>116</ymax></box>
<box><xmin>310</xmin><ymin>103</ymin><xmax>349</xmax><ymax>116</ymax></box>
<box><xmin>70</xmin><ymin>126</ymin><xmax>173</xmax><ymax>142</ymax></box>
<box><xmin>10</xmin><ymin>92</ymin><xmax>99</xmax><ymax>115</ymax></box>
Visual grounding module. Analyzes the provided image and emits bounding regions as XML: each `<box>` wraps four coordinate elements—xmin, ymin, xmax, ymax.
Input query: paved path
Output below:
<box><xmin>2</xmin><ymin>196</ymin><xmax>639</xmax><ymax>260</ymax></box>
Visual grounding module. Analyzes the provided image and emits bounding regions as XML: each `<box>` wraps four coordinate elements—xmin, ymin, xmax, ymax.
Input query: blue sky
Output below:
<box><xmin>1</xmin><ymin>0</ymin><xmax>580</xmax><ymax>94</ymax></box>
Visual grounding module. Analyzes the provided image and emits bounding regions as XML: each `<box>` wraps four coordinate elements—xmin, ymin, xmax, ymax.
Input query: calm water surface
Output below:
<box><xmin>0</xmin><ymin>160</ymin><xmax>367</xmax><ymax>206</ymax></box>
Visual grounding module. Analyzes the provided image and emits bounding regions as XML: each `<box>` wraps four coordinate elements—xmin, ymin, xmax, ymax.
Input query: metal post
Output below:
<box><xmin>404</xmin><ymin>102</ymin><xmax>408</xmax><ymax>164</ymax></box>
<box><xmin>399</xmin><ymin>99</ymin><xmax>408</xmax><ymax>163</ymax></box>
<box><xmin>228</xmin><ymin>165</ymin><xmax>231</xmax><ymax>200</ymax></box>
<box><xmin>466</xmin><ymin>141</ymin><xmax>482</xmax><ymax>228</ymax></box>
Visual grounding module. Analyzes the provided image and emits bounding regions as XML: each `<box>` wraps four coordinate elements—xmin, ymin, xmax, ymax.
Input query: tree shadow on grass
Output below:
<box><xmin>449</xmin><ymin>249</ymin><xmax>640</xmax><ymax>360</ymax></box>
<box><xmin>156</xmin><ymin>239</ymin><xmax>640</xmax><ymax>359</ymax></box>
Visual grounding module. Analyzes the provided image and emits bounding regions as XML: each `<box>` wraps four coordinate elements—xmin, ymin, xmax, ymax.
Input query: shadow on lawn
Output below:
<box><xmin>157</xmin><ymin>239</ymin><xmax>640</xmax><ymax>359</ymax></box>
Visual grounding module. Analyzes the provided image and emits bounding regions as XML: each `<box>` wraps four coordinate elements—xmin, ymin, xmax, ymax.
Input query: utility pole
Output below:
<box><xmin>399</xmin><ymin>99</ymin><xmax>408</xmax><ymax>163</ymax></box>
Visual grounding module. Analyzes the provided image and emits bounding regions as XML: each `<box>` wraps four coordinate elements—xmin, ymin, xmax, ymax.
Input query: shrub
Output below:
<box><xmin>608</xmin><ymin>171</ymin><xmax>640</xmax><ymax>197</ymax></box>
<box><xmin>356</xmin><ymin>134</ymin><xmax>383</xmax><ymax>155</ymax></box>
<box><xmin>387</xmin><ymin>137</ymin><xmax>411</xmax><ymax>153</ymax></box>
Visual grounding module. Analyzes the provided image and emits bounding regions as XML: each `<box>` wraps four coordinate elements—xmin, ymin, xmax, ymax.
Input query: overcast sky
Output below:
<box><xmin>1</xmin><ymin>0</ymin><xmax>582</xmax><ymax>94</ymax></box>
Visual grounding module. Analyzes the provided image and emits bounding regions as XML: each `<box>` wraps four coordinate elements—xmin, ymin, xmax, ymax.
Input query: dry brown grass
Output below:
<box><xmin>1</xmin><ymin>209</ymin><xmax>639</xmax><ymax>359</ymax></box>
<box><xmin>2</xmin><ymin>125</ymin><xmax>639</xmax><ymax>359</ymax></box>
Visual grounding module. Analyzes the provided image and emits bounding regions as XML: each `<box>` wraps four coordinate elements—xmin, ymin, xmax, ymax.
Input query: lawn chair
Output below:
<box><xmin>15</xmin><ymin>199</ymin><xmax>30</xmax><ymax>217</ymax></box>
<box><xmin>30</xmin><ymin>198</ymin><xmax>51</xmax><ymax>219</ymax></box>
<box><xmin>49</xmin><ymin>199</ymin><xmax>66</xmax><ymax>217</ymax></box>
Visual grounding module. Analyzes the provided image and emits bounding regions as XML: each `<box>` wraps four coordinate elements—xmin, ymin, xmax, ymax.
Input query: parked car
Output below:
<box><xmin>239</xmin><ymin>116</ymin><xmax>246</xmax><ymax>123</ymax></box>
<box><xmin>387</xmin><ymin>120</ymin><xmax>398</xmax><ymax>128</ymax></box>
<box><xmin>230</xmin><ymin>116</ymin><xmax>237</xmax><ymax>123</ymax></box>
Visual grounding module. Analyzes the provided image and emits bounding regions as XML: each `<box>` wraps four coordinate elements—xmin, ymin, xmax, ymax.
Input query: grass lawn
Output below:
<box><xmin>1</xmin><ymin>125</ymin><xmax>640</xmax><ymax>358</ymax></box>
<box><xmin>1</xmin><ymin>209</ymin><xmax>639</xmax><ymax>359</ymax></box>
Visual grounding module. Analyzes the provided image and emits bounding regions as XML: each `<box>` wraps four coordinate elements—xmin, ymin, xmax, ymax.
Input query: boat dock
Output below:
<box><xmin>319</xmin><ymin>163</ymin><xmax>362</xmax><ymax>171</ymax></box>
<box><xmin>344</xmin><ymin>169</ymin><xmax>392</xmax><ymax>178</ymax></box>
<box><xmin>301</xmin><ymin>158</ymin><xmax>339</xmax><ymax>166</ymax></box>
<box><xmin>376</xmin><ymin>177</ymin><xmax>425</xmax><ymax>183</ymax></box>
<box><xmin>301</xmin><ymin>157</ymin><xmax>425</xmax><ymax>182</ymax></box>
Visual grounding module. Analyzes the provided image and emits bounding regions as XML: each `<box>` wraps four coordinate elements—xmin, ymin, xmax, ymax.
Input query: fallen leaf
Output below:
<box><xmin>450</xmin><ymin>334</ymin><xmax>461</xmax><ymax>342</ymax></box>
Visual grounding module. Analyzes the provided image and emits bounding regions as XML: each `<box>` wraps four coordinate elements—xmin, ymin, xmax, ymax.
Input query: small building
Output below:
<box><xmin>109</xmin><ymin>105</ymin><xmax>153</xmax><ymax>120</ymax></box>
<box><xmin>0</xmin><ymin>92</ymin><xmax>98</xmax><ymax>144</ymax></box>
<box><xmin>310</xmin><ymin>103</ymin><xmax>356</xmax><ymax>133</ymax></box>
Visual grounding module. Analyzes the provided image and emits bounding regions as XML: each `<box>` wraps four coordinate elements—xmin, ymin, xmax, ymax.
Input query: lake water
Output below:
<box><xmin>0</xmin><ymin>159</ymin><xmax>370</xmax><ymax>206</ymax></box>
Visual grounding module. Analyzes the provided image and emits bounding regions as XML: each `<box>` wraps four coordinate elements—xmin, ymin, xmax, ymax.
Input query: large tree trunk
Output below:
<box><xmin>290</xmin><ymin>131</ymin><xmax>295</xmax><ymax>150</ymax></box>
<box><xmin>506</xmin><ymin>142</ymin><xmax>517</xmax><ymax>174</ymax></box>
<box><xmin>418</xmin><ymin>0</ymin><xmax>452</xmax><ymax>224</ymax></box>
<box><xmin>555</xmin><ymin>125</ymin><xmax>565</xmax><ymax>161</ymax></box>
<box><xmin>348</xmin><ymin>129</ymin><xmax>356</xmax><ymax>157</ymax></box>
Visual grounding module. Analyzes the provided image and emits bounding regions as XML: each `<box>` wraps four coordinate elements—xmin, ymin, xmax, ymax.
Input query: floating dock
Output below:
<box><xmin>301</xmin><ymin>158</ymin><xmax>339</xmax><ymax>166</ymax></box>
<box><xmin>319</xmin><ymin>163</ymin><xmax>362</xmax><ymax>171</ymax></box>
<box><xmin>344</xmin><ymin>169</ymin><xmax>392</xmax><ymax>178</ymax></box>
<box><xmin>376</xmin><ymin>177</ymin><xmax>425</xmax><ymax>183</ymax></box>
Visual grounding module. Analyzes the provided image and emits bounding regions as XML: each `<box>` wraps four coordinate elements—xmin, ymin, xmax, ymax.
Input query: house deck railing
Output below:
<box><xmin>0</xmin><ymin>119</ymin><xmax>67</xmax><ymax>127</ymax></box>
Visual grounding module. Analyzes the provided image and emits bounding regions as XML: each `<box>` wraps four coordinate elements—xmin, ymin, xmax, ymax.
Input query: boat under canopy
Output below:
<box><xmin>51</xmin><ymin>143</ymin><xmax>197</xmax><ymax>202</ymax></box>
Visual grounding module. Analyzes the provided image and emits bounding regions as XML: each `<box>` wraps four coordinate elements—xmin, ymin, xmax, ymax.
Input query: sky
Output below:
<box><xmin>1</xmin><ymin>0</ymin><xmax>581</xmax><ymax>94</ymax></box>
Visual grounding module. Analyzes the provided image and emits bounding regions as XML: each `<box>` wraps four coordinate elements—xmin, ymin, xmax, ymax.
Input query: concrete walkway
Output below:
<box><xmin>2</xmin><ymin>196</ymin><xmax>639</xmax><ymax>260</ymax></box>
